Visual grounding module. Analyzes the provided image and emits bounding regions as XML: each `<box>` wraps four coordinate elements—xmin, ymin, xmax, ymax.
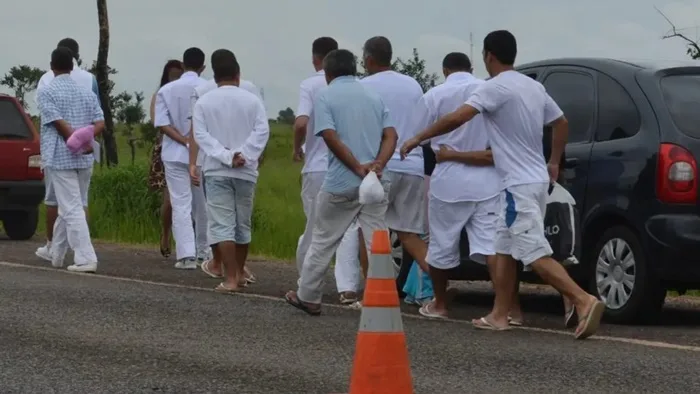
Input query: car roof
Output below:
<box><xmin>517</xmin><ymin>57</ymin><xmax>700</xmax><ymax>74</ymax></box>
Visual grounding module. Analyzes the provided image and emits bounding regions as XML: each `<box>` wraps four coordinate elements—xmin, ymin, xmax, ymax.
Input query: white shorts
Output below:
<box><xmin>495</xmin><ymin>183</ymin><xmax>553</xmax><ymax>265</ymax></box>
<box><xmin>44</xmin><ymin>167</ymin><xmax>92</xmax><ymax>207</ymax></box>
<box><xmin>385</xmin><ymin>171</ymin><xmax>426</xmax><ymax>234</ymax></box>
<box><xmin>426</xmin><ymin>194</ymin><xmax>499</xmax><ymax>269</ymax></box>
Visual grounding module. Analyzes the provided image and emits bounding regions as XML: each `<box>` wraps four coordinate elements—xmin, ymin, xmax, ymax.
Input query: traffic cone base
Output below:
<box><xmin>349</xmin><ymin>333</ymin><xmax>412</xmax><ymax>394</ymax></box>
<box><xmin>348</xmin><ymin>229</ymin><xmax>413</xmax><ymax>394</ymax></box>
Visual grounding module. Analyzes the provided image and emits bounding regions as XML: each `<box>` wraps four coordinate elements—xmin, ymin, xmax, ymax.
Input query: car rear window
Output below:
<box><xmin>660</xmin><ymin>75</ymin><xmax>700</xmax><ymax>138</ymax></box>
<box><xmin>0</xmin><ymin>99</ymin><xmax>31</xmax><ymax>139</ymax></box>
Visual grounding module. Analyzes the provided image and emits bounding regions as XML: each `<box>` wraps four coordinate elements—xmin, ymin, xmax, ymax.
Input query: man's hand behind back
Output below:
<box><xmin>232</xmin><ymin>152</ymin><xmax>246</xmax><ymax>168</ymax></box>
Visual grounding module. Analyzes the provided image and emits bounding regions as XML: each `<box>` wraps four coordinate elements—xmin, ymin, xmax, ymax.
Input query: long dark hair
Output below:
<box><xmin>160</xmin><ymin>59</ymin><xmax>183</xmax><ymax>87</ymax></box>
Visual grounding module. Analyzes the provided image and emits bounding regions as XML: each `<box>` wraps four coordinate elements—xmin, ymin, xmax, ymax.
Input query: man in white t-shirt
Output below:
<box><xmin>401</xmin><ymin>30</ymin><xmax>604</xmax><ymax>339</ymax></box>
<box><xmin>192</xmin><ymin>49</ymin><xmax>270</xmax><ymax>293</ymax></box>
<box><xmin>360</xmin><ymin>36</ymin><xmax>429</xmax><ymax>274</ymax></box>
<box><xmin>292</xmin><ymin>37</ymin><xmax>363</xmax><ymax>305</ymax></box>
<box><xmin>409</xmin><ymin>52</ymin><xmax>501</xmax><ymax>319</ymax></box>
<box><xmin>154</xmin><ymin>47</ymin><xmax>208</xmax><ymax>270</ymax></box>
<box><xmin>34</xmin><ymin>38</ymin><xmax>100</xmax><ymax>263</ymax></box>
<box><xmin>189</xmin><ymin>71</ymin><xmax>264</xmax><ymax>283</ymax></box>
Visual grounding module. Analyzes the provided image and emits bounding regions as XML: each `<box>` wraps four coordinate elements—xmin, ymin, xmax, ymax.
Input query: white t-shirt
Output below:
<box><xmin>413</xmin><ymin>72</ymin><xmax>499</xmax><ymax>202</ymax></box>
<box><xmin>36</xmin><ymin>59</ymin><xmax>98</xmax><ymax>106</ymax></box>
<box><xmin>154</xmin><ymin>71</ymin><xmax>206</xmax><ymax>163</ymax></box>
<box><xmin>296</xmin><ymin>70</ymin><xmax>328</xmax><ymax>174</ymax></box>
<box><xmin>465</xmin><ymin>70</ymin><xmax>564</xmax><ymax>189</ymax></box>
<box><xmin>360</xmin><ymin>70</ymin><xmax>424</xmax><ymax>177</ymax></box>
<box><xmin>192</xmin><ymin>85</ymin><xmax>269</xmax><ymax>183</ymax></box>
<box><xmin>191</xmin><ymin>79</ymin><xmax>264</xmax><ymax>165</ymax></box>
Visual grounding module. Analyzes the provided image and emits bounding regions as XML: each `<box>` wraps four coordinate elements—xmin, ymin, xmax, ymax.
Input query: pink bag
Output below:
<box><xmin>66</xmin><ymin>125</ymin><xmax>95</xmax><ymax>154</ymax></box>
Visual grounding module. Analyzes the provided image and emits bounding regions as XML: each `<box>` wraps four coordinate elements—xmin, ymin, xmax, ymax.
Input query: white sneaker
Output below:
<box><xmin>175</xmin><ymin>258</ymin><xmax>198</xmax><ymax>270</ymax></box>
<box><xmin>67</xmin><ymin>263</ymin><xmax>97</xmax><ymax>273</ymax></box>
<box><xmin>35</xmin><ymin>244</ymin><xmax>52</xmax><ymax>262</ymax></box>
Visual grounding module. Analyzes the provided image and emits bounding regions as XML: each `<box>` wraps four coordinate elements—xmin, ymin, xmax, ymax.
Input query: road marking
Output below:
<box><xmin>2</xmin><ymin>260</ymin><xmax>699</xmax><ymax>353</ymax></box>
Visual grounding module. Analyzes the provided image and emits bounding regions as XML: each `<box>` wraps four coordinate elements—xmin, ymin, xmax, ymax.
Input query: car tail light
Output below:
<box><xmin>27</xmin><ymin>154</ymin><xmax>43</xmax><ymax>180</ymax></box>
<box><xmin>656</xmin><ymin>143</ymin><xmax>697</xmax><ymax>204</ymax></box>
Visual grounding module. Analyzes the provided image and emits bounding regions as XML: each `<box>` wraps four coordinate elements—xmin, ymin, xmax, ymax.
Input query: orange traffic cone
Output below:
<box><xmin>348</xmin><ymin>229</ymin><xmax>413</xmax><ymax>394</ymax></box>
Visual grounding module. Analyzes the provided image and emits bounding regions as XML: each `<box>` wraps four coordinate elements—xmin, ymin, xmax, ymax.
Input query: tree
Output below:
<box><xmin>656</xmin><ymin>6</ymin><xmax>700</xmax><ymax>59</ymax></box>
<box><xmin>0</xmin><ymin>65</ymin><xmax>46</xmax><ymax>110</ymax></box>
<box><xmin>357</xmin><ymin>48</ymin><xmax>440</xmax><ymax>93</ymax></box>
<box><xmin>277</xmin><ymin>107</ymin><xmax>295</xmax><ymax>124</ymax></box>
<box><xmin>114</xmin><ymin>91</ymin><xmax>146</xmax><ymax>164</ymax></box>
<box><xmin>95</xmin><ymin>0</ymin><xmax>119</xmax><ymax>166</ymax></box>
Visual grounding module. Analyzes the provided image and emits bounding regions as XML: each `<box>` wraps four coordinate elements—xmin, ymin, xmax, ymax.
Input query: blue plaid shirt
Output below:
<box><xmin>37</xmin><ymin>74</ymin><xmax>104</xmax><ymax>170</ymax></box>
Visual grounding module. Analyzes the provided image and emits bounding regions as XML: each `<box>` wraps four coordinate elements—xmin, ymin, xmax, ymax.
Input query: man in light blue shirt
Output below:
<box><xmin>37</xmin><ymin>47</ymin><xmax>104</xmax><ymax>273</ymax></box>
<box><xmin>285</xmin><ymin>49</ymin><xmax>398</xmax><ymax>315</ymax></box>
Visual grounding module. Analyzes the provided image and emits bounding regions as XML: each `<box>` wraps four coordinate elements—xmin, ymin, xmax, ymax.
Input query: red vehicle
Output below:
<box><xmin>0</xmin><ymin>94</ymin><xmax>44</xmax><ymax>240</ymax></box>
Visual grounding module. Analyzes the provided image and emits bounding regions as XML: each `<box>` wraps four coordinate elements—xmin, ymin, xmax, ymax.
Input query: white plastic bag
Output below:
<box><xmin>359</xmin><ymin>171</ymin><xmax>384</xmax><ymax>204</ymax></box>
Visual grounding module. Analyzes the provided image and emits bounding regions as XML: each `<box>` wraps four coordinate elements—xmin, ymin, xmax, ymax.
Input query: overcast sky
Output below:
<box><xmin>1</xmin><ymin>0</ymin><xmax>699</xmax><ymax>117</ymax></box>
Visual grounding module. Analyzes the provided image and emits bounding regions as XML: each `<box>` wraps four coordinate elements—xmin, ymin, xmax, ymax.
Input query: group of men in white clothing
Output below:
<box><xmin>154</xmin><ymin>47</ymin><xmax>268</xmax><ymax>293</ymax></box>
<box><xmin>31</xmin><ymin>29</ymin><xmax>604</xmax><ymax>339</ymax></box>
<box><xmin>286</xmin><ymin>30</ymin><xmax>604</xmax><ymax>339</ymax></box>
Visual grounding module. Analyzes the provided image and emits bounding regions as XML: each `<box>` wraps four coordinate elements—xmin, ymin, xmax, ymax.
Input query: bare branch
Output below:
<box><xmin>655</xmin><ymin>6</ymin><xmax>700</xmax><ymax>59</ymax></box>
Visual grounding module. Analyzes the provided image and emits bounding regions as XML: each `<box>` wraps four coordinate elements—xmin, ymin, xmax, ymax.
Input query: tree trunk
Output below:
<box><xmin>95</xmin><ymin>0</ymin><xmax>118</xmax><ymax>166</ymax></box>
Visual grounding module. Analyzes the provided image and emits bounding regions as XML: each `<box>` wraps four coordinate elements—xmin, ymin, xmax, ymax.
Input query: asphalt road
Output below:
<box><xmin>2</xmin><ymin>238</ymin><xmax>700</xmax><ymax>393</ymax></box>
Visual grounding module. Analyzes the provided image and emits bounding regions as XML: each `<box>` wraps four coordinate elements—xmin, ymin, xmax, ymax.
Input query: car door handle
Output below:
<box><xmin>564</xmin><ymin>158</ymin><xmax>578</xmax><ymax>168</ymax></box>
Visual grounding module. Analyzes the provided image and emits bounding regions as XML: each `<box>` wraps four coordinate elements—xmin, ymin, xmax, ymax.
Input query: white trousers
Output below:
<box><xmin>49</xmin><ymin>168</ymin><xmax>97</xmax><ymax>266</ymax></box>
<box><xmin>296</xmin><ymin>172</ymin><xmax>362</xmax><ymax>293</ymax></box>
<box><xmin>298</xmin><ymin>187</ymin><xmax>389</xmax><ymax>304</ymax></box>
<box><xmin>163</xmin><ymin>161</ymin><xmax>208</xmax><ymax>260</ymax></box>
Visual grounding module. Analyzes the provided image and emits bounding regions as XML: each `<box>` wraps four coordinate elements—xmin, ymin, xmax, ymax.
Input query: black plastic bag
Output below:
<box><xmin>544</xmin><ymin>183</ymin><xmax>581</xmax><ymax>265</ymax></box>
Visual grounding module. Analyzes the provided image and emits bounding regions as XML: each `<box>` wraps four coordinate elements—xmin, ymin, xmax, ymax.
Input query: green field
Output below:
<box><xmin>37</xmin><ymin>123</ymin><xmax>306</xmax><ymax>260</ymax></box>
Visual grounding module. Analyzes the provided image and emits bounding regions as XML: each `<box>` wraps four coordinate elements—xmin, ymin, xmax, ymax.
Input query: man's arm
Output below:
<box><xmin>91</xmin><ymin>95</ymin><xmax>105</xmax><ymax>137</ymax></box>
<box><xmin>237</xmin><ymin>100</ymin><xmax>271</xmax><ymax>163</ymax></box>
<box><xmin>321</xmin><ymin>130</ymin><xmax>364</xmax><ymax>176</ymax></box>
<box><xmin>374</xmin><ymin>103</ymin><xmax>398</xmax><ymax>169</ymax></box>
<box><xmin>314</xmin><ymin>94</ymin><xmax>364</xmax><ymax>176</ymax></box>
<box><xmin>293</xmin><ymin>116</ymin><xmax>309</xmax><ymax>159</ymax></box>
<box><xmin>293</xmin><ymin>83</ymin><xmax>313</xmax><ymax>159</ymax></box>
<box><xmin>192</xmin><ymin>101</ymin><xmax>234</xmax><ymax>167</ymax></box>
<box><xmin>37</xmin><ymin>89</ymin><xmax>71</xmax><ymax>140</ymax></box>
<box><xmin>415</xmin><ymin>104</ymin><xmax>479</xmax><ymax>143</ymax></box>
<box><xmin>153</xmin><ymin>89</ymin><xmax>188</xmax><ymax>145</ymax></box>
<box><xmin>91</xmin><ymin>76</ymin><xmax>102</xmax><ymax>106</ymax></box>
<box><xmin>543</xmin><ymin>94</ymin><xmax>568</xmax><ymax>168</ymax></box>
<box><xmin>438</xmin><ymin>147</ymin><xmax>493</xmax><ymax>166</ymax></box>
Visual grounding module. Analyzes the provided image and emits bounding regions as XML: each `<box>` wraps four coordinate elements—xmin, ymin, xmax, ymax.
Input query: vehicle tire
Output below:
<box><xmin>1</xmin><ymin>208</ymin><xmax>39</xmax><ymax>241</ymax></box>
<box><xmin>587</xmin><ymin>225</ymin><xmax>666</xmax><ymax>324</ymax></box>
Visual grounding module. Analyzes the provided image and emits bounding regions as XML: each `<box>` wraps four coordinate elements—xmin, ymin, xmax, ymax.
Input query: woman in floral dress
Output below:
<box><xmin>148</xmin><ymin>59</ymin><xmax>183</xmax><ymax>258</ymax></box>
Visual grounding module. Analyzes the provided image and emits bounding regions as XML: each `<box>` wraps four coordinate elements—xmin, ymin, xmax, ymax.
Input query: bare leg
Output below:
<box><xmin>219</xmin><ymin>241</ymin><xmax>241</xmax><ymax>289</ymax></box>
<box><xmin>236</xmin><ymin>243</ymin><xmax>249</xmax><ymax>279</ymax></box>
<box><xmin>482</xmin><ymin>254</ymin><xmax>517</xmax><ymax>327</ymax></box>
<box><xmin>510</xmin><ymin>277</ymin><xmax>523</xmax><ymax>322</ymax></box>
<box><xmin>46</xmin><ymin>205</ymin><xmax>58</xmax><ymax>242</ymax></box>
<box><xmin>209</xmin><ymin>244</ymin><xmax>223</xmax><ymax>276</ymax></box>
<box><xmin>397</xmin><ymin>231</ymin><xmax>429</xmax><ymax>273</ymax></box>
<box><xmin>429</xmin><ymin>266</ymin><xmax>450</xmax><ymax>313</ymax></box>
<box><xmin>160</xmin><ymin>191</ymin><xmax>172</xmax><ymax>254</ymax></box>
<box><xmin>530</xmin><ymin>257</ymin><xmax>600</xmax><ymax>334</ymax></box>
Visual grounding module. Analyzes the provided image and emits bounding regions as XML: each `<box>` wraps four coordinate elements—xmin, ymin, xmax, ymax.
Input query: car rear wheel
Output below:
<box><xmin>588</xmin><ymin>225</ymin><xmax>665</xmax><ymax>324</ymax></box>
<box><xmin>1</xmin><ymin>208</ymin><xmax>39</xmax><ymax>240</ymax></box>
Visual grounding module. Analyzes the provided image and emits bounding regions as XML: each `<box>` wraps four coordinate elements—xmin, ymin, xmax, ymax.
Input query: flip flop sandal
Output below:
<box><xmin>214</xmin><ymin>282</ymin><xmax>244</xmax><ymax>294</ymax></box>
<box><xmin>472</xmin><ymin>317</ymin><xmax>512</xmax><ymax>331</ymax></box>
<box><xmin>285</xmin><ymin>292</ymin><xmax>321</xmax><ymax>316</ymax></box>
<box><xmin>244</xmin><ymin>267</ymin><xmax>257</xmax><ymax>284</ymax></box>
<box><xmin>507</xmin><ymin>316</ymin><xmax>524</xmax><ymax>326</ymax></box>
<box><xmin>339</xmin><ymin>293</ymin><xmax>359</xmax><ymax>305</ymax></box>
<box><xmin>201</xmin><ymin>260</ymin><xmax>222</xmax><ymax>278</ymax></box>
<box><xmin>564</xmin><ymin>307</ymin><xmax>576</xmax><ymax>328</ymax></box>
<box><xmin>418</xmin><ymin>303</ymin><xmax>448</xmax><ymax>320</ymax></box>
<box><xmin>575</xmin><ymin>301</ymin><xmax>605</xmax><ymax>340</ymax></box>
